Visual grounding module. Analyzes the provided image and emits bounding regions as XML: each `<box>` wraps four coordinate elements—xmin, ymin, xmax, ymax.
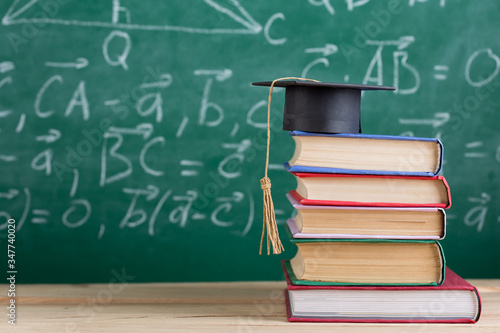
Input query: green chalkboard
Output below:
<box><xmin>0</xmin><ymin>0</ymin><xmax>499</xmax><ymax>283</ymax></box>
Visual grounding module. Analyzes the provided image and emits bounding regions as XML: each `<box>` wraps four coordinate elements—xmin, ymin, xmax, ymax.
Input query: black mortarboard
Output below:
<box><xmin>252</xmin><ymin>80</ymin><xmax>395</xmax><ymax>134</ymax></box>
<box><xmin>252</xmin><ymin>78</ymin><xmax>395</xmax><ymax>256</ymax></box>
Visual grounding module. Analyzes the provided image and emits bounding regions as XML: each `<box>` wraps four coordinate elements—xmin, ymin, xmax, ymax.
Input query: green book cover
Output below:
<box><xmin>284</xmin><ymin>224</ymin><xmax>446</xmax><ymax>286</ymax></box>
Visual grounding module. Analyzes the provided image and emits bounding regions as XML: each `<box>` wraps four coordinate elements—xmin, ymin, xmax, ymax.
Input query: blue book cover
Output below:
<box><xmin>286</xmin><ymin>131</ymin><xmax>443</xmax><ymax>177</ymax></box>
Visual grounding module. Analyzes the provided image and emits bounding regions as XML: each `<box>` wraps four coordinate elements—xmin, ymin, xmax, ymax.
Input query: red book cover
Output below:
<box><xmin>282</xmin><ymin>261</ymin><xmax>481</xmax><ymax>323</ymax></box>
<box><xmin>290</xmin><ymin>173</ymin><xmax>451</xmax><ymax>209</ymax></box>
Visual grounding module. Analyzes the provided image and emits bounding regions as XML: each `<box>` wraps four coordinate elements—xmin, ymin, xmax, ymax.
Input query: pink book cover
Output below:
<box><xmin>286</xmin><ymin>218</ymin><xmax>444</xmax><ymax>240</ymax></box>
<box><xmin>290</xmin><ymin>173</ymin><xmax>451</xmax><ymax>209</ymax></box>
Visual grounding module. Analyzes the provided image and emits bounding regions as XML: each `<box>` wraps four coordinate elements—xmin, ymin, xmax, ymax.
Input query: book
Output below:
<box><xmin>283</xmin><ymin>261</ymin><xmax>481</xmax><ymax>323</ymax></box>
<box><xmin>290</xmin><ymin>173</ymin><xmax>451</xmax><ymax>208</ymax></box>
<box><xmin>285</xmin><ymin>228</ymin><xmax>445</xmax><ymax>285</ymax></box>
<box><xmin>286</xmin><ymin>193</ymin><xmax>446</xmax><ymax>240</ymax></box>
<box><xmin>286</xmin><ymin>131</ymin><xmax>443</xmax><ymax>176</ymax></box>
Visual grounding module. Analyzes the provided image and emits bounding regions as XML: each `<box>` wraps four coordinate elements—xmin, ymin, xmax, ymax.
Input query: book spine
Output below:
<box><xmin>285</xmin><ymin>162</ymin><xmax>438</xmax><ymax>177</ymax></box>
<box><xmin>289</xmin><ymin>190</ymin><xmax>450</xmax><ymax>209</ymax></box>
<box><xmin>474</xmin><ymin>287</ymin><xmax>482</xmax><ymax>322</ymax></box>
<box><xmin>435</xmin><ymin>138</ymin><xmax>444</xmax><ymax>174</ymax></box>
<box><xmin>437</xmin><ymin>242</ymin><xmax>446</xmax><ymax>286</ymax></box>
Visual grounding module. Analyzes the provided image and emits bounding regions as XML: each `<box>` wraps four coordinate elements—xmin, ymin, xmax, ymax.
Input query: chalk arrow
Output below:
<box><xmin>216</xmin><ymin>191</ymin><xmax>244</xmax><ymax>203</ymax></box>
<box><xmin>45</xmin><ymin>58</ymin><xmax>89</xmax><ymax>69</ymax></box>
<box><xmin>398</xmin><ymin>112</ymin><xmax>449</xmax><ymax>128</ymax></box>
<box><xmin>108</xmin><ymin>123</ymin><xmax>153</xmax><ymax>140</ymax></box>
<box><xmin>366</xmin><ymin>36</ymin><xmax>415</xmax><ymax>50</ymax></box>
<box><xmin>305</xmin><ymin>43</ymin><xmax>338</xmax><ymax>56</ymax></box>
<box><xmin>0</xmin><ymin>155</ymin><xmax>17</xmax><ymax>162</ymax></box>
<box><xmin>123</xmin><ymin>185</ymin><xmax>159</xmax><ymax>201</ymax></box>
<box><xmin>467</xmin><ymin>192</ymin><xmax>490</xmax><ymax>205</ymax></box>
<box><xmin>140</xmin><ymin>74</ymin><xmax>173</xmax><ymax>89</ymax></box>
<box><xmin>194</xmin><ymin>69</ymin><xmax>233</xmax><ymax>81</ymax></box>
<box><xmin>0</xmin><ymin>61</ymin><xmax>15</xmax><ymax>73</ymax></box>
<box><xmin>0</xmin><ymin>189</ymin><xmax>19</xmax><ymax>199</ymax></box>
<box><xmin>397</xmin><ymin>36</ymin><xmax>415</xmax><ymax>50</ymax></box>
<box><xmin>144</xmin><ymin>185</ymin><xmax>160</xmax><ymax>201</ymax></box>
<box><xmin>0</xmin><ymin>110</ymin><xmax>12</xmax><ymax>117</ymax></box>
<box><xmin>222</xmin><ymin>139</ymin><xmax>251</xmax><ymax>153</ymax></box>
<box><xmin>35</xmin><ymin>129</ymin><xmax>61</xmax><ymax>143</ymax></box>
<box><xmin>191</xmin><ymin>213</ymin><xmax>206</xmax><ymax>220</ymax></box>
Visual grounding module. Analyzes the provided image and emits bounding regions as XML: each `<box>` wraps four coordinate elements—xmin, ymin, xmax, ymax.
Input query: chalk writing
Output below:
<box><xmin>2</xmin><ymin>0</ymin><xmax>264</xmax><ymax>35</ymax></box>
<box><xmin>465</xmin><ymin>193</ymin><xmax>490</xmax><ymax>232</ymax></box>
<box><xmin>0</xmin><ymin>1</ymin><xmax>498</xmax><ymax>283</ymax></box>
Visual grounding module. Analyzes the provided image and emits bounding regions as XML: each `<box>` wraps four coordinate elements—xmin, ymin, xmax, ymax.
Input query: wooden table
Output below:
<box><xmin>1</xmin><ymin>279</ymin><xmax>499</xmax><ymax>332</ymax></box>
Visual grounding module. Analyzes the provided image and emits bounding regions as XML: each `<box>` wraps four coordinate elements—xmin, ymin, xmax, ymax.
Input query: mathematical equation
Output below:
<box><xmin>0</xmin><ymin>185</ymin><xmax>277</xmax><ymax>239</ymax></box>
<box><xmin>0</xmin><ymin>0</ymin><xmax>498</xmax><ymax>241</ymax></box>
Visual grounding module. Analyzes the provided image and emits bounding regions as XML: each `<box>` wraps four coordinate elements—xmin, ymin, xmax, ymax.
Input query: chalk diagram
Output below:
<box><xmin>1</xmin><ymin>0</ymin><xmax>268</xmax><ymax>35</ymax></box>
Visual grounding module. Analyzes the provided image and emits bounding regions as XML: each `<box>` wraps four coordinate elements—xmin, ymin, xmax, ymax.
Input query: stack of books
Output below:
<box><xmin>283</xmin><ymin>131</ymin><xmax>482</xmax><ymax>323</ymax></box>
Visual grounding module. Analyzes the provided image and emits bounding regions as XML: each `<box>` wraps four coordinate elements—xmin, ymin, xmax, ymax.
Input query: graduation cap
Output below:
<box><xmin>252</xmin><ymin>80</ymin><xmax>395</xmax><ymax>134</ymax></box>
<box><xmin>252</xmin><ymin>78</ymin><xmax>395</xmax><ymax>256</ymax></box>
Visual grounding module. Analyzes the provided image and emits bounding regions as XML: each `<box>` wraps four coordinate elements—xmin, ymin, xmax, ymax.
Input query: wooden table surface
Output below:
<box><xmin>1</xmin><ymin>279</ymin><xmax>499</xmax><ymax>332</ymax></box>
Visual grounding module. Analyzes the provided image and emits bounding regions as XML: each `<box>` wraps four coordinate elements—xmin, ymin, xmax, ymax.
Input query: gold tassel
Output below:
<box><xmin>259</xmin><ymin>177</ymin><xmax>284</xmax><ymax>254</ymax></box>
<box><xmin>259</xmin><ymin>77</ymin><xmax>320</xmax><ymax>255</ymax></box>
